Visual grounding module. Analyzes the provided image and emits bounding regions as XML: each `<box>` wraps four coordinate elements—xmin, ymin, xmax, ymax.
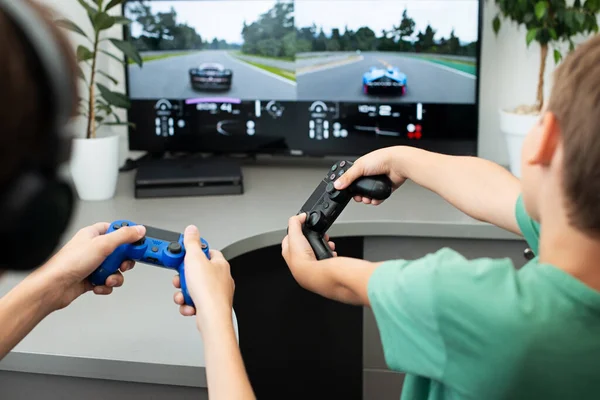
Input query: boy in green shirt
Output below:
<box><xmin>282</xmin><ymin>35</ymin><xmax>600</xmax><ymax>399</ymax></box>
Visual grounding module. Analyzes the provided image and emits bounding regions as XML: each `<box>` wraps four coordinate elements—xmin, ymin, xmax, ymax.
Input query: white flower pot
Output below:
<box><xmin>70</xmin><ymin>134</ymin><xmax>120</xmax><ymax>201</ymax></box>
<box><xmin>499</xmin><ymin>109</ymin><xmax>539</xmax><ymax>178</ymax></box>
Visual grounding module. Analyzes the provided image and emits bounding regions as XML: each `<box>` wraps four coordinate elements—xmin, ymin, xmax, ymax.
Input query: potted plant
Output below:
<box><xmin>57</xmin><ymin>0</ymin><xmax>142</xmax><ymax>200</ymax></box>
<box><xmin>491</xmin><ymin>0</ymin><xmax>599</xmax><ymax>177</ymax></box>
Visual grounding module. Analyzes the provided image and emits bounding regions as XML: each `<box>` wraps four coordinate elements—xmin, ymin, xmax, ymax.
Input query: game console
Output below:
<box><xmin>134</xmin><ymin>157</ymin><xmax>244</xmax><ymax>199</ymax></box>
<box><xmin>88</xmin><ymin>220</ymin><xmax>210</xmax><ymax>307</ymax></box>
<box><xmin>298</xmin><ymin>161</ymin><xmax>392</xmax><ymax>259</ymax></box>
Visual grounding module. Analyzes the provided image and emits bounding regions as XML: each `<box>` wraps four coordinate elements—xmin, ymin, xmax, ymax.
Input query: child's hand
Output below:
<box><xmin>281</xmin><ymin>213</ymin><xmax>337</xmax><ymax>289</ymax></box>
<box><xmin>32</xmin><ymin>223</ymin><xmax>145</xmax><ymax>310</ymax></box>
<box><xmin>172</xmin><ymin>225</ymin><xmax>234</xmax><ymax>332</ymax></box>
<box><xmin>334</xmin><ymin>146</ymin><xmax>407</xmax><ymax>205</ymax></box>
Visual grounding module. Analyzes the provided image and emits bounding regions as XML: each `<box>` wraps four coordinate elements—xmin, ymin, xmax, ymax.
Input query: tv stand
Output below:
<box><xmin>132</xmin><ymin>154</ymin><xmax>244</xmax><ymax>199</ymax></box>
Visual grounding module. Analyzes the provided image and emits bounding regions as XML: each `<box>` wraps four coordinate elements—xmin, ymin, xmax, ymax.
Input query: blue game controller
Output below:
<box><xmin>88</xmin><ymin>220</ymin><xmax>210</xmax><ymax>307</ymax></box>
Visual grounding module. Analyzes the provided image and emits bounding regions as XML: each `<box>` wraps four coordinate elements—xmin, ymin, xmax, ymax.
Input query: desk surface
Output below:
<box><xmin>0</xmin><ymin>164</ymin><xmax>519</xmax><ymax>387</ymax></box>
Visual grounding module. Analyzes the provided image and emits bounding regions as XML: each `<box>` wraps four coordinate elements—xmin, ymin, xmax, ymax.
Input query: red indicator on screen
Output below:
<box><xmin>415</xmin><ymin>124</ymin><xmax>422</xmax><ymax>139</ymax></box>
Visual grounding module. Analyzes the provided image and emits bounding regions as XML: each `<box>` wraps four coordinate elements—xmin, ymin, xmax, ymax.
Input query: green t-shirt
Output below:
<box><xmin>368</xmin><ymin>195</ymin><xmax>600</xmax><ymax>400</ymax></box>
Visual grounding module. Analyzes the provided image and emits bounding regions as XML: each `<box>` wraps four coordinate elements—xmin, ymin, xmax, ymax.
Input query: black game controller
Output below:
<box><xmin>298</xmin><ymin>160</ymin><xmax>393</xmax><ymax>259</ymax></box>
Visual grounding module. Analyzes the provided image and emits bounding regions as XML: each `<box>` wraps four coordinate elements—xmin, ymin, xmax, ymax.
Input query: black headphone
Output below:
<box><xmin>0</xmin><ymin>0</ymin><xmax>75</xmax><ymax>270</ymax></box>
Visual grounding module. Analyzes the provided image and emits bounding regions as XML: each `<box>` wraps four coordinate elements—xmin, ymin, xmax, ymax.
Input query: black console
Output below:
<box><xmin>134</xmin><ymin>157</ymin><xmax>243</xmax><ymax>199</ymax></box>
<box><xmin>298</xmin><ymin>160</ymin><xmax>392</xmax><ymax>259</ymax></box>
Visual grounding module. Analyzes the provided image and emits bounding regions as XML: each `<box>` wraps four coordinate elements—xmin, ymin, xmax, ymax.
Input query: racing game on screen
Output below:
<box><xmin>124</xmin><ymin>0</ymin><xmax>480</xmax><ymax>156</ymax></box>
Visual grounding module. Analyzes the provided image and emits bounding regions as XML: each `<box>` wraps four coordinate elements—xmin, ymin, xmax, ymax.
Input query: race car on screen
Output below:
<box><xmin>362</xmin><ymin>66</ymin><xmax>407</xmax><ymax>95</ymax></box>
<box><xmin>189</xmin><ymin>63</ymin><xmax>233</xmax><ymax>91</ymax></box>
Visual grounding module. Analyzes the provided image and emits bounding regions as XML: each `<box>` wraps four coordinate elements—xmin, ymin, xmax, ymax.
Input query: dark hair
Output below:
<box><xmin>0</xmin><ymin>0</ymin><xmax>78</xmax><ymax>187</ymax></box>
<box><xmin>547</xmin><ymin>34</ymin><xmax>600</xmax><ymax>235</ymax></box>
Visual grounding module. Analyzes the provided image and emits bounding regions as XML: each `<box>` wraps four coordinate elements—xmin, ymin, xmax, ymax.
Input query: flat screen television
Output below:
<box><xmin>123</xmin><ymin>0</ymin><xmax>482</xmax><ymax>157</ymax></box>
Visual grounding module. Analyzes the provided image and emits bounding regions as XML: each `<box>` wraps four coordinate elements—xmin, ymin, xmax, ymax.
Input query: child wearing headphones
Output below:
<box><xmin>0</xmin><ymin>1</ymin><xmax>254</xmax><ymax>399</ymax></box>
<box><xmin>283</xmin><ymin>34</ymin><xmax>600</xmax><ymax>400</ymax></box>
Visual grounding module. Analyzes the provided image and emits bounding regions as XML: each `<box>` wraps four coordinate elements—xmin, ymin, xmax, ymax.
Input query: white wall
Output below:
<box><xmin>41</xmin><ymin>0</ymin><xmax>598</xmax><ymax>166</ymax></box>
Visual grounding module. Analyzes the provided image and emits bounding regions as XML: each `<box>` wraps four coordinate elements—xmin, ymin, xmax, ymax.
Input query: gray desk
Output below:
<box><xmin>0</xmin><ymin>164</ymin><xmax>526</xmax><ymax>400</ymax></box>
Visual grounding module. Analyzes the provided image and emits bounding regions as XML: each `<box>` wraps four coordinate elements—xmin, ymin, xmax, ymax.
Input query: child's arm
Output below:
<box><xmin>200</xmin><ymin>314</ymin><xmax>255</xmax><ymax>400</ymax></box>
<box><xmin>335</xmin><ymin>146</ymin><xmax>522</xmax><ymax>235</ymax></box>
<box><xmin>0</xmin><ymin>223</ymin><xmax>144</xmax><ymax>360</ymax></box>
<box><xmin>0</xmin><ymin>272</ymin><xmax>57</xmax><ymax>359</ymax></box>
<box><xmin>282</xmin><ymin>214</ymin><xmax>382</xmax><ymax>305</ymax></box>
<box><xmin>173</xmin><ymin>226</ymin><xmax>256</xmax><ymax>400</ymax></box>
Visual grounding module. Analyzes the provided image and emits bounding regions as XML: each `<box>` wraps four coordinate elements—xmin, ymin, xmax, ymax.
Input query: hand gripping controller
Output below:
<box><xmin>88</xmin><ymin>220</ymin><xmax>210</xmax><ymax>307</ymax></box>
<box><xmin>298</xmin><ymin>161</ymin><xmax>392</xmax><ymax>260</ymax></box>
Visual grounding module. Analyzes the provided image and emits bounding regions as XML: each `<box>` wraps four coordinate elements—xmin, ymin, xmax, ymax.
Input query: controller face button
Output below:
<box><xmin>201</xmin><ymin>242</ymin><xmax>208</xmax><ymax>250</ymax></box>
<box><xmin>330</xmin><ymin>164</ymin><xmax>337</xmax><ymax>171</ymax></box>
<box><xmin>113</xmin><ymin>224</ymin><xmax>120</xmax><ymax>230</ymax></box>
<box><xmin>329</xmin><ymin>173</ymin><xmax>336</xmax><ymax>180</ymax></box>
<box><xmin>121</xmin><ymin>222</ymin><xmax>129</xmax><ymax>227</ymax></box>
<box><xmin>168</xmin><ymin>242</ymin><xmax>182</xmax><ymax>254</ymax></box>
<box><xmin>339</xmin><ymin>161</ymin><xmax>346</xmax><ymax>167</ymax></box>
<box><xmin>151</xmin><ymin>246</ymin><xmax>159</xmax><ymax>252</ymax></box>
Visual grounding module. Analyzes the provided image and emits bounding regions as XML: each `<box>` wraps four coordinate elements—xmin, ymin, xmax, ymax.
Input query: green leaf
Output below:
<box><xmin>553</xmin><ymin>49</ymin><xmax>562</xmax><ymax>64</ymax></box>
<box><xmin>574</xmin><ymin>11</ymin><xmax>586</xmax><ymax>27</ymax></box>
<box><xmin>95</xmin><ymin>0</ymin><xmax>104</xmax><ymax>9</ymax></box>
<box><xmin>535</xmin><ymin>2</ymin><xmax>548</xmax><ymax>20</ymax></box>
<box><xmin>586</xmin><ymin>0</ymin><xmax>600</xmax><ymax>12</ymax></box>
<box><xmin>109</xmin><ymin>39</ymin><xmax>143</xmax><ymax>67</ymax></box>
<box><xmin>99</xmin><ymin>49</ymin><xmax>125</xmax><ymax>64</ymax></box>
<box><xmin>526</xmin><ymin>28</ymin><xmax>538</xmax><ymax>46</ymax></box>
<box><xmin>76</xmin><ymin>45</ymin><xmax>94</xmax><ymax>62</ymax></box>
<box><xmin>55</xmin><ymin>19</ymin><xmax>88</xmax><ymax>39</ymax></box>
<box><xmin>492</xmin><ymin>15</ymin><xmax>501</xmax><ymax>34</ymax></box>
<box><xmin>77</xmin><ymin>0</ymin><xmax>97</xmax><ymax>15</ymax></box>
<box><xmin>113</xmin><ymin>16</ymin><xmax>132</xmax><ymax>25</ymax></box>
<box><xmin>97</xmin><ymin>70</ymin><xmax>119</xmax><ymax>85</ymax></box>
<box><xmin>105</xmin><ymin>0</ymin><xmax>124</xmax><ymax>11</ymax></box>
<box><xmin>569</xmin><ymin>40</ymin><xmax>576</xmax><ymax>51</ymax></box>
<box><xmin>549</xmin><ymin>28</ymin><xmax>557</xmax><ymax>40</ymax></box>
<box><xmin>97</xmin><ymin>83</ymin><xmax>131</xmax><ymax>108</ymax></box>
<box><xmin>92</xmin><ymin>12</ymin><xmax>115</xmax><ymax>31</ymax></box>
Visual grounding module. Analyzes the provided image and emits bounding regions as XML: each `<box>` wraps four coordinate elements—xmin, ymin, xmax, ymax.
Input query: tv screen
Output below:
<box><xmin>124</xmin><ymin>0</ymin><xmax>481</xmax><ymax>157</ymax></box>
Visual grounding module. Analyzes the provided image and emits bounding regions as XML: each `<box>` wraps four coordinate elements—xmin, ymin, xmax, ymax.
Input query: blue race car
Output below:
<box><xmin>362</xmin><ymin>66</ymin><xmax>407</xmax><ymax>96</ymax></box>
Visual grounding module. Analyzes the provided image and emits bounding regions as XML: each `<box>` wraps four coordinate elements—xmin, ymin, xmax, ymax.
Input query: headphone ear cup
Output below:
<box><xmin>0</xmin><ymin>173</ymin><xmax>74</xmax><ymax>270</ymax></box>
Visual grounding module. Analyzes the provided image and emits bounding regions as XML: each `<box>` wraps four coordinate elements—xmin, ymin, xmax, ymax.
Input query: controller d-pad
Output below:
<box><xmin>168</xmin><ymin>242</ymin><xmax>182</xmax><ymax>254</ymax></box>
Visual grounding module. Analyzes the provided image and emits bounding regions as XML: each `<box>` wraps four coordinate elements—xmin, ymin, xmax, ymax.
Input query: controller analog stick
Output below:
<box><xmin>306</xmin><ymin>211</ymin><xmax>327</xmax><ymax>231</ymax></box>
<box><xmin>168</xmin><ymin>242</ymin><xmax>182</xmax><ymax>254</ymax></box>
<box><xmin>132</xmin><ymin>237</ymin><xmax>145</xmax><ymax>246</ymax></box>
<box><xmin>326</xmin><ymin>182</ymin><xmax>345</xmax><ymax>202</ymax></box>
